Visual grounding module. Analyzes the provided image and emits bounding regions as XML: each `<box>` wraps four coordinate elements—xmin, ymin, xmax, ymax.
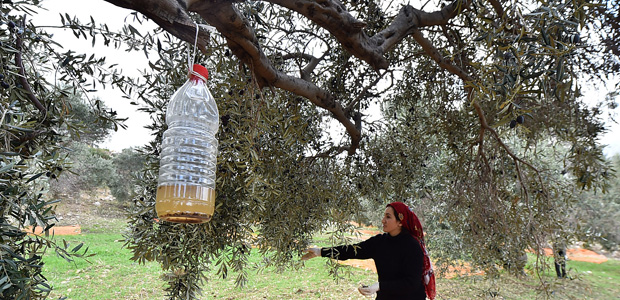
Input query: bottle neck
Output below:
<box><xmin>190</xmin><ymin>75</ymin><xmax>207</xmax><ymax>84</ymax></box>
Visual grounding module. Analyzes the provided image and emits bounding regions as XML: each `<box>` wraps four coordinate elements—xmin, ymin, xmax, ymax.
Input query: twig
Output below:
<box><xmin>344</xmin><ymin>70</ymin><xmax>387</xmax><ymax>115</ymax></box>
<box><xmin>307</xmin><ymin>145</ymin><xmax>351</xmax><ymax>162</ymax></box>
<box><xmin>15</xmin><ymin>17</ymin><xmax>46</xmax><ymax>115</ymax></box>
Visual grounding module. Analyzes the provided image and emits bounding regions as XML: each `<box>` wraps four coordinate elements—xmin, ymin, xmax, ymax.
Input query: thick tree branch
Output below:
<box><xmin>269</xmin><ymin>0</ymin><xmax>386</xmax><ymax>70</ymax></box>
<box><xmin>103</xmin><ymin>0</ymin><xmax>210</xmax><ymax>53</ymax></box>
<box><xmin>410</xmin><ymin>27</ymin><xmax>473</xmax><ymax>82</ymax></box>
<box><xmin>189</xmin><ymin>1</ymin><xmax>363</xmax><ymax>153</ymax></box>
<box><xmin>488</xmin><ymin>0</ymin><xmax>504</xmax><ymax>17</ymax></box>
<box><xmin>281</xmin><ymin>53</ymin><xmax>322</xmax><ymax>82</ymax></box>
<box><xmin>269</xmin><ymin>0</ymin><xmax>470</xmax><ymax>71</ymax></box>
<box><xmin>101</xmin><ymin>0</ymin><xmax>474</xmax><ymax>155</ymax></box>
<box><xmin>276</xmin><ymin>73</ymin><xmax>362</xmax><ymax>155</ymax></box>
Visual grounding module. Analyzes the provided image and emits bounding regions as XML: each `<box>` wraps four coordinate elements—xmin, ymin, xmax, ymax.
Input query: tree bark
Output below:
<box><xmin>104</xmin><ymin>0</ymin><xmax>210</xmax><ymax>53</ymax></box>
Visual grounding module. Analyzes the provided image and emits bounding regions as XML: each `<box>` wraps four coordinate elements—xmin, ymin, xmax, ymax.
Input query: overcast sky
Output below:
<box><xmin>35</xmin><ymin>0</ymin><xmax>154</xmax><ymax>152</ymax></box>
<box><xmin>34</xmin><ymin>0</ymin><xmax>619</xmax><ymax>157</ymax></box>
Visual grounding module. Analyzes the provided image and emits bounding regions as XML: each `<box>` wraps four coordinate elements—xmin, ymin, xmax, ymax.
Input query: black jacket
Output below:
<box><xmin>321</xmin><ymin>231</ymin><xmax>426</xmax><ymax>299</ymax></box>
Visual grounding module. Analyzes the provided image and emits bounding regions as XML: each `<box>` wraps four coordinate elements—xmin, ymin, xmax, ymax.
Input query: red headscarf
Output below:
<box><xmin>387</xmin><ymin>202</ymin><xmax>436</xmax><ymax>300</ymax></box>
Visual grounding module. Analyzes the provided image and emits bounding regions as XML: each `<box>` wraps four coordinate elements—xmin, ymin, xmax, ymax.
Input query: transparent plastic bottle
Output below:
<box><xmin>155</xmin><ymin>64</ymin><xmax>219</xmax><ymax>223</ymax></box>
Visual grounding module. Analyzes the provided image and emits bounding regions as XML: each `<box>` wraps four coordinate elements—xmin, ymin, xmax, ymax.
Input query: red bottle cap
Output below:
<box><xmin>190</xmin><ymin>64</ymin><xmax>209</xmax><ymax>82</ymax></box>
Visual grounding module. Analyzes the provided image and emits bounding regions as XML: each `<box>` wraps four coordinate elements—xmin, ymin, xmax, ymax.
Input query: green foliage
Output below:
<box><xmin>590</xmin><ymin>0</ymin><xmax>620</xmax><ymax>75</ymax></box>
<box><xmin>121</xmin><ymin>34</ymin><xmax>364</xmax><ymax>298</ymax></box>
<box><xmin>48</xmin><ymin>142</ymin><xmax>115</xmax><ymax>197</ymax></box>
<box><xmin>0</xmin><ymin>1</ymin><xmax>131</xmax><ymax>298</ymax></box>
<box><xmin>0</xmin><ymin>150</ymin><xmax>58</xmax><ymax>299</ymax></box>
<box><xmin>573</xmin><ymin>154</ymin><xmax>620</xmax><ymax>250</ymax></box>
<box><xmin>1</xmin><ymin>0</ymin><xmax>619</xmax><ymax>299</ymax></box>
<box><xmin>108</xmin><ymin>147</ymin><xmax>144</xmax><ymax>202</ymax></box>
<box><xmin>61</xmin><ymin>92</ymin><xmax>116</xmax><ymax>146</ymax></box>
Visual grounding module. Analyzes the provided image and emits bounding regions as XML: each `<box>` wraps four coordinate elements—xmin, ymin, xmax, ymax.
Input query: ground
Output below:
<box><xmin>35</xmin><ymin>188</ymin><xmax>619</xmax><ymax>271</ymax></box>
<box><xmin>27</xmin><ymin>188</ymin><xmax>126</xmax><ymax>235</ymax></box>
<box><xmin>336</xmin><ymin>226</ymin><xmax>618</xmax><ymax>276</ymax></box>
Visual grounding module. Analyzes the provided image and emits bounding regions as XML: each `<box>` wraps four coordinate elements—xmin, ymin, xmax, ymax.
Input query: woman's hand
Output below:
<box><xmin>358</xmin><ymin>282</ymin><xmax>379</xmax><ymax>296</ymax></box>
<box><xmin>301</xmin><ymin>248</ymin><xmax>320</xmax><ymax>260</ymax></box>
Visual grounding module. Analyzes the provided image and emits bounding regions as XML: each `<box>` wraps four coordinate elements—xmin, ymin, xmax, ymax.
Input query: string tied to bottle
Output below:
<box><xmin>186</xmin><ymin>22</ymin><xmax>216</xmax><ymax>82</ymax></box>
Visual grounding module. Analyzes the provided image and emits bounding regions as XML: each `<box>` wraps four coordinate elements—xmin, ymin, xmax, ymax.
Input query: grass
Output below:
<box><xmin>566</xmin><ymin>259</ymin><xmax>620</xmax><ymax>299</ymax></box>
<box><xmin>42</xmin><ymin>220</ymin><xmax>620</xmax><ymax>300</ymax></box>
<box><xmin>43</xmin><ymin>233</ymin><xmax>164</xmax><ymax>300</ymax></box>
<box><xmin>201</xmin><ymin>258</ymin><xmax>375</xmax><ymax>300</ymax></box>
<box><xmin>43</xmin><ymin>230</ymin><xmax>376</xmax><ymax>300</ymax></box>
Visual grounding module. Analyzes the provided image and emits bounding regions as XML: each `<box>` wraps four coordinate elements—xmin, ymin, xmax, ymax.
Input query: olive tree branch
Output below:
<box><xmin>15</xmin><ymin>17</ymin><xmax>46</xmax><ymax>115</ymax></box>
<box><xmin>281</xmin><ymin>52</ymin><xmax>323</xmax><ymax>82</ymax></box>
<box><xmin>344</xmin><ymin>70</ymin><xmax>387</xmax><ymax>116</ymax></box>
<box><xmin>103</xmin><ymin>0</ymin><xmax>210</xmax><ymax>53</ymax></box>
<box><xmin>473</xmin><ymin>100</ymin><xmax>548</xmax><ymax>204</ymax></box>
<box><xmin>408</xmin><ymin>11</ymin><xmax>546</xmax><ymax>203</ymax></box>
<box><xmin>101</xmin><ymin>0</ymin><xmax>477</xmax><ymax>154</ymax></box>
<box><xmin>102</xmin><ymin>0</ymin><xmax>549</xmax><ymax>163</ymax></box>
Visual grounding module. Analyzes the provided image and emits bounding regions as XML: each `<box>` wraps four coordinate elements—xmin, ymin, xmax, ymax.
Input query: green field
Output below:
<box><xmin>42</xmin><ymin>222</ymin><xmax>620</xmax><ymax>300</ymax></box>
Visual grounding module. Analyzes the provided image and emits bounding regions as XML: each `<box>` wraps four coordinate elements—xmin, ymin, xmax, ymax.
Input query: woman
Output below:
<box><xmin>302</xmin><ymin>202</ymin><xmax>436</xmax><ymax>300</ymax></box>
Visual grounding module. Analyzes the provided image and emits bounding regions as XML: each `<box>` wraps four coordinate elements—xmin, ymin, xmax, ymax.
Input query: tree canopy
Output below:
<box><xmin>108</xmin><ymin>0</ymin><xmax>618</xmax><ymax>298</ymax></box>
<box><xmin>105</xmin><ymin>0</ymin><xmax>617</xmax><ymax>154</ymax></box>
<box><xmin>1</xmin><ymin>0</ymin><xmax>619</xmax><ymax>299</ymax></box>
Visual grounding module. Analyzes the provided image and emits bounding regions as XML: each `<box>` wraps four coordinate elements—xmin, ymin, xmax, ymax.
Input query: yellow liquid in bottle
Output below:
<box><xmin>155</xmin><ymin>184</ymin><xmax>215</xmax><ymax>223</ymax></box>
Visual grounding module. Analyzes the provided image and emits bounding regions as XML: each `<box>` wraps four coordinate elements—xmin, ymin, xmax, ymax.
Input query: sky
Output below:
<box><xmin>33</xmin><ymin>0</ymin><xmax>619</xmax><ymax>157</ymax></box>
<box><xmin>584</xmin><ymin>79</ymin><xmax>620</xmax><ymax>158</ymax></box>
<box><xmin>34</xmin><ymin>0</ymin><xmax>154</xmax><ymax>152</ymax></box>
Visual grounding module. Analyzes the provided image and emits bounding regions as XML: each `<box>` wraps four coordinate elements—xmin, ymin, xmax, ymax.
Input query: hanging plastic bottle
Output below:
<box><xmin>155</xmin><ymin>64</ymin><xmax>219</xmax><ymax>223</ymax></box>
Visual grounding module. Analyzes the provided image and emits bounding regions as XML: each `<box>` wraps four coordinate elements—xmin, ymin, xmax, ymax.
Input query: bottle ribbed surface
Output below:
<box><xmin>156</xmin><ymin>65</ymin><xmax>218</xmax><ymax>223</ymax></box>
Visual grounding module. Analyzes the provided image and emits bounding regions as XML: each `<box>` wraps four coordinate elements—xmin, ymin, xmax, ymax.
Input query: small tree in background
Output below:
<box><xmin>573</xmin><ymin>154</ymin><xmax>620</xmax><ymax>251</ymax></box>
<box><xmin>61</xmin><ymin>92</ymin><xmax>116</xmax><ymax>146</ymax></box>
<box><xmin>109</xmin><ymin>147</ymin><xmax>145</xmax><ymax>202</ymax></box>
<box><xmin>48</xmin><ymin>142</ymin><xmax>116</xmax><ymax>199</ymax></box>
<box><xmin>45</xmin><ymin>90</ymin><xmax>118</xmax><ymax>199</ymax></box>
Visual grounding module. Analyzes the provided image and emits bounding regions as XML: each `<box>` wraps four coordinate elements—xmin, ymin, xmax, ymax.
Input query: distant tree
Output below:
<box><xmin>46</xmin><ymin>90</ymin><xmax>119</xmax><ymax>198</ymax></box>
<box><xmin>48</xmin><ymin>142</ymin><xmax>116</xmax><ymax>198</ymax></box>
<box><xmin>43</xmin><ymin>90</ymin><xmax>119</xmax><ymax>199</ymax></box>
<box><xmin>61</xmin><ymin>92</ymin><xmax>117</xmax><ymax>146</ymax></box>
<box><xmin>109</xmin><ymin>147</ymin><xmax>145</xmax><ymax>202</ymax></box>
<box><xmin>49</xmin><ymin>144</ymin><xmax>145</xmax><ymax>204</ymax></box>
<box><xmin>573</xmin><ymin>154</ymin><xmax>620</xmax><ymax>250</ymax></box>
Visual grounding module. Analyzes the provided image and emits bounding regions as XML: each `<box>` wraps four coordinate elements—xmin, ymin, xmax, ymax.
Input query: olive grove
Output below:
<box><xmin>1</xmin><ymin>0</ymin><xmax>618</xmax><ymax>299</ymax></box>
